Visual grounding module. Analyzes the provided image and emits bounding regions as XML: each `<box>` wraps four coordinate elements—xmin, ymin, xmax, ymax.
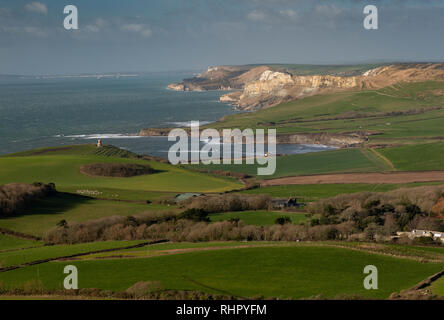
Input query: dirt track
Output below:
<box><xmin>261</xmin><ymin>171</ymin><xmax>444</xmax><ymax>186</ymax></box>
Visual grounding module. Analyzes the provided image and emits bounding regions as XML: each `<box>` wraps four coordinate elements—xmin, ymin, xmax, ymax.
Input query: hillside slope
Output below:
<box><xmin>169</xmin><ymin>63</ymin><xmax>444</xmax><ymax>110</ymax></box>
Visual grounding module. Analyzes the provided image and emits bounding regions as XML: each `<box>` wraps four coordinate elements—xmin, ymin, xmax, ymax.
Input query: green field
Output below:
<box><xmin>192</xmin><ymin>148</ymin><xmax>384</xmax><ymax>179</ymax></box>
<box><xmin>240</xmin><ymin>182</ymin><xmax>444</xmax><ymax>201</ymax></box>
<box><xmin>0</xmin><ymin>245</ymin><xmax>442</xmax><ymax>299</ymax></box>
<box><xmin>0</xmin><ymin>193</ymin><xmax>174</xmax><ymax>237</ymax></box>
<box><xmin>0</xmin><ymin>234</ymin><xmax>43</xmax><ymax>252</ymax></box>
<box><xmin>192</xmin><ymin>141</ymin><xmax>444</xmax><ymax>179</ymax></box>
<box><xmin>430</xmin><ymin>276</ymin><xmax>444</xmax><ymax>296</ymax></box>
<box><xmin>0</xmin><ymin>145</ymin><xmax>242</xmax><ymax>194</ymax></box>
<box><xmin>209</xmin><ymin>211</ymin><xmax>308</xmax><ymax>226</ymax></box>
<box><xmin>0</xmin><ymin>240</ymin><xmax>146</xmax><ymax>268</ymax></box>
<box><xmin>379</xmin><ymin>142</ymin><xmax>444</xmax><ymax>171</ymax></box>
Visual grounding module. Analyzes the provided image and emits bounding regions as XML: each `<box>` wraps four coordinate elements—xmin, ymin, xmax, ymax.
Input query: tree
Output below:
<box><xmin>57</xmin><ymin>219</ymin><xmax>68</xmax><ymax>228</ymax></box>
<box><xmin>275</xmin><ymin>216</ymin><xmax>292</xmax><ymax>225</ymax></box>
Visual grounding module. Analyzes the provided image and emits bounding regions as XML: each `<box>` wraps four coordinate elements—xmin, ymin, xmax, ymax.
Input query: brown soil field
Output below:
<box><xmin>261</xmin><ymin>171</ymin><xmax>444</xmax><ymax>186</ymax></box>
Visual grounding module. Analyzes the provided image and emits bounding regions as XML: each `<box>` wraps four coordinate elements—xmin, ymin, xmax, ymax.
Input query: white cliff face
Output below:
<box><xmin>259</xmin><ymin>70</ymin><xmax>293</xmax><ymax>82</ymax></box>
<box><xmin>240</xmin><ymin>71</ymin><xmax>360</xmax><ymax>100</ymax></box>
<box><xmin>210</xmin><ymin>63</ymin><xmax>444</xmax><ymax>110</ymax></box>
<box><xmin>242</xmin><ymin>71</ymin><xmax>294</xmax><ymax>97</ymax></box>
<box><xmin>294</xmin><ymin>75</ymin><xmax>359</xmax><ymax>88</ymax></box>
<box><xmin>362</xmin><ymin>66</ymin><xmax>387</xmax><ymax>77</ymax></box>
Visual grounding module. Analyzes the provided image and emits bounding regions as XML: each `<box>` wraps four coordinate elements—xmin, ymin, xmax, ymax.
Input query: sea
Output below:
<box><xmin>0</xmin><ymin>73</ymin><xmax>335</xmax><ymax>157</ymax></box>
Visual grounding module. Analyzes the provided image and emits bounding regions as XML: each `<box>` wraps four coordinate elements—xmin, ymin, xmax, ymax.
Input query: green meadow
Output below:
<box><xmin>379</xmin><ymin>142</ymin><xmax>444</xmax><ymax>171</ymax></box>
<box><xmin>0</xmin><ymin>154</ymin><xmax>242</xmax><ymax>193</ymax></box>
<box><xmin>240</xmin><ymin>182</ymin><xmax>444</xmax><ymax>201</ymax></box>
<box><xmin>192</xmin><ymin>142</ymin><xmax>444</xmax><ymax>179</ymax></box>
<box><xmin>192</xmin><ymin>148</ymin><xmax>384</xmax><ymax>179</ymax></box>
<box><xmin>431</xmin><ymin>276</ymin><xmax>444</xmax><ymax>296</ymax></box>
<box><xmin>0</xmin><ymin>245</ymin><xmax>442</xmax><ymax>299</ymax></box>
<box><xmin>0</xmin><ymin>234</ymin><xmax>43</xmax><ymax>252</ymax></box>
<box><xmin>0</xmin><ymin>240</ymin><xmax>146</xmax><ymax>268</ymax></box>
<box><xmin>0</xmin><ymin>145</ymin><xmax>241</xmax><ymax>193</ymax></box>
<box><xmin>0</xmin><ymin>193</ymin><xmax>173</xmax><ymax>237</ymax></box>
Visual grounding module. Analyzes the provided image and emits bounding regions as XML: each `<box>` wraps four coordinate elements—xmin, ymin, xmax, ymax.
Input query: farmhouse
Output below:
<box><xmin>396</xmin><ymin>229</ymin><xmax>443</xmax><ymax>243</ymax></box>
<box><xmin>175</xmin><ymin>193</ymin><xmax>203</xmax><ymax>203</ymax></box>
<box><xmin>271</xmin><ymin>198</ymin><xmax>302</xmax><ymax>209</ymax></box>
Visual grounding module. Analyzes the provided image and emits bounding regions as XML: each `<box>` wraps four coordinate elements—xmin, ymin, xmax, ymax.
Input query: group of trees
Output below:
<box><xmin>0</xmin><ymin>182</ymin><xmax>56</xmax><ymax>216</ymax></box>
<box><xmin>80</xmin><ymin>163</ymin><xmax>157</xmax><ymax>178</ymax></box>
<box><xmin>181</xmin><ymin>194</ymin><xmax>271</xmax><ymax>213</ymax></box>
<box><xmin>308</xmin><ymin>186</ymin><xmax>444</xmax><ymax>241</ymax></box>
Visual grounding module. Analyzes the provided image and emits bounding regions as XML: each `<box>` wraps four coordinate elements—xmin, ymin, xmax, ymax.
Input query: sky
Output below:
<box><xmin>0</xmin><ymin>0</ymin><xmax>444</xmax><ymax>75</ymax></box>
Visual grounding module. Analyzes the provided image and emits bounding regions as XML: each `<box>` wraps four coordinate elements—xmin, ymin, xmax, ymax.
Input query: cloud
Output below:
<box><xmin>25</xmin><ymin>2</ymin><xmax>48</xmax><ymax>15</ymax></box>
<box><xmin>313</xmin><ymin>4</ymin><xmax>342</xmax><ymax>18</ymax></box>
<box><xmin>84</xmin><ymin>18</ymin><xmax>107</xmax><ymax>33</ymax></box>
<box><xmin>247</xmin><ymin>8</ymin><xmax>299</xmax><ymax>23</ymax></box>
<box><xmin>247</xmin><ymin>10</ymin><xmax>268</xmax><ymax>22</ymax></box>
<box><xmin>279</xmin><ymin>9</ymin><xmax>298</xmax><ymax>19</ymax></box>
<box><xmin>140</xmin><ymin>29</ymin><xmax>153</xmax><ymax>38</ymax></box>
<box><xmin>1</xmin><ymin>25</ymin><xmax>48</xmax><ymax>37</ymax></box>
<box><xmin>121</xmin><ymin>23</ymin><xmax>152</xmax><ymax>38</ymax></box>
<box><xmin>23</xmin><ymin>26</ymin><xmax>47</xmax><ymax>37</ymax></box>
<box><xmin>121</xmin><ymin>23</ymin><xmax>145</xmax><ymax>32</ymax></box>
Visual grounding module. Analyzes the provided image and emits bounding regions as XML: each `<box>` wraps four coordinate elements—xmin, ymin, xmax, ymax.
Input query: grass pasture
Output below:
<box><xmin>0</xmin><ymin>154</ymin><xmax>242</xmax><ymax>193</ymax></box>
<box><xmin>192</xmin><ymin>148</ymin><xmax>383</xmax><ymax>179</ymax></box>
<box><xmin>430</xmin><ymin>276</ymin><xmax>444</xmax><ymax>296</ymax></box>
<box><xmin>0</xmin><ymin>245</ymin><xmax>442</xmax><ymax>299</ymax></box>
<box><xmin>0</xmin><ymin>234</ymin><xmax>43</xmax><ymax>252</ymax></box>
<box><xmin>240</xmin><ymin>182</ymin><xmax>444</xmax><ymax>201</ymax></box>
<box><xmin>0</xmin><ymin>193</ymin><xmax>174</xmax><ymax>237</ymax></box>
<box><xmin>0</xmin><ymin>145</ymin><xmax>243</xmax><ymax>199</ymax></box>
<box><xmin>0</xmin><ymin>240</ymin><xmax>147</xmax><ymax>268</ymax></box>
<box><xmin>379</xmin><ymin>142</ymin><xmax>444</xmax><ymax>171</ymax></box>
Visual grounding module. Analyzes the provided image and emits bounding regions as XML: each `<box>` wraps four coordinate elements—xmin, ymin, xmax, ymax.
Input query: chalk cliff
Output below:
<box><xmin>170</xmin><ymin>63</ymin><xmax>444</xmax><ymax>110</ymax></box>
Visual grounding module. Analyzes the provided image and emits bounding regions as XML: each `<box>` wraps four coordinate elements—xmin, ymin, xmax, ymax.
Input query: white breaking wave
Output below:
<box><xmin>56</xmin><ymin>134</ymin><xmax>144</xmax><ymax>139</ymax></box>
<box><xmin>168</xmin><ymin>121</ymin><xmax>213</xmax><ymax>128</ymax></box>
<box><xmin>303</xmin><ymin>144</ymin><xmax>338</xmax><ymax>150</ymax></box>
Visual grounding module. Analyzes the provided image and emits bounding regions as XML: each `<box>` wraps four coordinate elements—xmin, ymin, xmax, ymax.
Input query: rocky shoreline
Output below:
<box><xmin>137</xmin><ymin>128</ymin><xmax>366</xmax><ymax>148</ymax></box>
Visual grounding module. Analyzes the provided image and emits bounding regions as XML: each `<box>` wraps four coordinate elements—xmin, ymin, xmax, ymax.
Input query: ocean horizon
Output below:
<box><xmin>0</xmin><ymin>73</ymin><xmax>334</xmax><ymax>157</ymax></box>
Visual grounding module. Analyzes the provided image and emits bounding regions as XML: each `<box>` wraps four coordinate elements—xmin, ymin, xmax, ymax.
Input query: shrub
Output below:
<box><xmin>364</xmin><ymin>199</ymin><xmax>380</xmax><ymax>210</ymax></box>
<box><xmin>126</xmin><ymin>281</ymin><xmax>164</xmax><ymax>299</ymax></box>
<box><xmin>182</xmin><ymin>194</ymin><xmax>271</xmax><ymax>213</ymax></box>
<box><xmin>178</xmin><ymin>209</ymin><xmax>210</xmax><ymax>222</ymax></box>
<box><xmin>80</xmin><ymin>163</ymin><xmax>157</xmax><ymax>177</ymax></box>
<box><xmin>57</xmin><ymin>219</ymin><xmax>68</xmax><ymax>228</ymax></box>
<box><xmin>0</xmin><ymin>182</ymin><xmax>56</xmax><ymax>216</ymax></box>
<box><xmin>275</xmin><ymin>216</ymin><xmax>292</xmax><ymax>225</ymax></box>
<box><xmin>413</xmin><ymin>236</ymin><xmax>436</xmax><ymax>245</ymax></box>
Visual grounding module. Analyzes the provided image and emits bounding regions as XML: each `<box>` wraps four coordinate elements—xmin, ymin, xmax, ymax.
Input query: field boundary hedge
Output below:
<box><xmin>0</xmin><ymin>239</ymin><xmax>168</xmax><ymax>273</ymax></box>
